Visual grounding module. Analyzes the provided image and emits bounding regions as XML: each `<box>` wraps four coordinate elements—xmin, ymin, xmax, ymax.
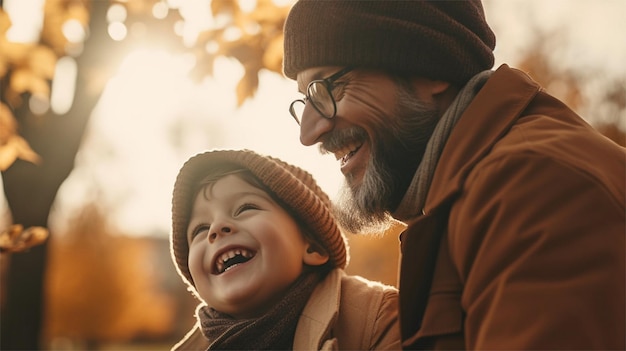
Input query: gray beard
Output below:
<box><xmin>333</xmin><ymin>84</ymin><xmax>440</xmax><ymax>235</ymax></box>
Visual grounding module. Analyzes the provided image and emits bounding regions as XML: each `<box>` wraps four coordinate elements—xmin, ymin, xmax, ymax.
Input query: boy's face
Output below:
<box><xmin>186</xmin><ymin>174</ymin><xmax>325</xmax><ymax>318</ymax></box>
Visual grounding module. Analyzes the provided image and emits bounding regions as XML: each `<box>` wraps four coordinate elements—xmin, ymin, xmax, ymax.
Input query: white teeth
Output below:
<box><xmin>334</xmin><ymin>149</ymin><xmax>349</xmax><ymax>161</ymax></box>
<box><xmin>214</xmin><ymin>248</ymin><xmax>254</xmax><ymax>274</ymax></box>
<box><xmin>334</xmin><ymin>142</ymin><xmax>361</xmax><ymax>161</ymax></box>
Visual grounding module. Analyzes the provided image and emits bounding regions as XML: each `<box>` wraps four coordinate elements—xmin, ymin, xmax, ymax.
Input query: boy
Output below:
<box><xmin>170</xmin><ymin>149</ymin><xmax>401</xmax><ymax>350</ymax></box>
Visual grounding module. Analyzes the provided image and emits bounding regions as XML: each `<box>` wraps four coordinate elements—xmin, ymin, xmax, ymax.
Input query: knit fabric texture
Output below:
<box><xmin>171</xmin><ymin>149</ymin><xmax>348</xmax><ymax>286</ymax></box>
<box><xmin>198</xmin><ymin>271</ymin><xmax>321</xmax><ymax>350</ymax></box>
<box><xmin>283</xmin><ymin>0</ymin><xmax>496</xmax><ymax>86</ymax></box>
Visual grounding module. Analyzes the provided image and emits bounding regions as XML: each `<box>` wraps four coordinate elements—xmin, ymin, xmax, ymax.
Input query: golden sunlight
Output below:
<box><xmin>51</xmin><ymin>47</ymin><xmax>340</xmax><ymax>236</ymax></box>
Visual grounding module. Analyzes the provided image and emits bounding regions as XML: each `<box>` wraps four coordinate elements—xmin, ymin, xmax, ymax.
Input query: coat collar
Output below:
<box><xmin>293</xmin><ymin>269</ymin><xmax>342</xmax><ymax>350</ymax></box>
<box><xmin>397</xmin><ymin>65</ymin><xmax>541</xmax><ymax>346</ymax></box>
<box><xmin>406</xmin><ymin>64</ymin><xmax>541</xmax><ymax>219</ymax></box>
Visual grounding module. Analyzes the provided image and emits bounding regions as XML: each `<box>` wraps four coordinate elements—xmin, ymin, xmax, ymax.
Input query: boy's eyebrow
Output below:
<box><xmin>196</xmin><ymin>189</ymin><xmax>275</xmax><ymax>210</ymax></box>
<box><xmin>232</xmin><ymin>189</ymin><xmax>272</xmax><ymax>201</ymax></box>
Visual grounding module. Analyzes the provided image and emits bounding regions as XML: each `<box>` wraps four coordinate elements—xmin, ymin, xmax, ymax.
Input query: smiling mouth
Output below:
<box><xmin>321</xmin><ymin>127</ymin><xmax>367</xmax><ymax>167</ymax></box>
<box><xmin>213</xmin><ymin>248</ymin><xmax>256</xmax><ymax>274</ymax></box>
<box><xmin>333</xmin><ymin>142</ymin><xmax>362</xmax><ymax>166</ymax></box>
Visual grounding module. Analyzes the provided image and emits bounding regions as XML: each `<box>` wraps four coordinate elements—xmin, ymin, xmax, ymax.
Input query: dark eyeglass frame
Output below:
<box><xmin>289</xmin><ymin>67</ymin><xmax>354</xmax><ymax>125</ymax></box>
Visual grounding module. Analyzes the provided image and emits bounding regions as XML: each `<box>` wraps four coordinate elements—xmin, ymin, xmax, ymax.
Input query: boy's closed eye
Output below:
<box><xmin>189</xmin><ymin>224</ymin><xmax>210</xmax><ymax>242</ymax></box>
<box><xmin>188</xmin><ymin>202</ymin><xmax>264</xmax><ymax>243</ymax></box>
<box><xmin>234</xmin><ymin>203</ymin><xmax>261</xmax><ymax>215</ymax></box>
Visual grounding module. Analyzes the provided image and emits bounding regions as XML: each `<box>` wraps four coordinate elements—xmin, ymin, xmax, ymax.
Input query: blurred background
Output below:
<box><xmin>0</xmin><ymin>0</ymin><xmax>624</xmax><ymax>350</ymax></box>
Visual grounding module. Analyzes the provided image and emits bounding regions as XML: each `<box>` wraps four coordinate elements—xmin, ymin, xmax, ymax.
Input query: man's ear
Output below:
<box><xmin>429</xmin><ymin>80</ymin><xmax>452</xmax><ymax>96</ymax></box>
<box><xmin>409</xmin><ymin>77</ymin><xmax>452</xmax><ymax>100</ymax></box>
<box><xmin>303</xmin><ymin>243</ymin><xmax>330</xmax><ymax>266</ymax></box>
<box><xmin>410</xmin><ymin>78</ymin><xmax>458</xmax><ymax>113</ymax></box>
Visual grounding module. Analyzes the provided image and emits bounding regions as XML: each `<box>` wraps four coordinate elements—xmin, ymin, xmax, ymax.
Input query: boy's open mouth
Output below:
<box><xmin>213</xmin><ymin>247</ymin><xmax>256</xmax><ymax>274</ymax></box>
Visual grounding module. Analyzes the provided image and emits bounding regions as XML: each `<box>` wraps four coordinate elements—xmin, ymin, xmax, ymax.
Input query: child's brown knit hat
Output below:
<box><xmin>171</xmin><ymin>149</ymin><xmax>348</xmax><ymax>286</ymax></box>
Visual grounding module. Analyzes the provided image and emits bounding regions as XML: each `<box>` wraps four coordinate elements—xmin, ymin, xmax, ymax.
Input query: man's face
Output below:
<box><xmin>295</xmin><ymin>67</ymin><xmax>441</xmax><ymax>233</ymax></box>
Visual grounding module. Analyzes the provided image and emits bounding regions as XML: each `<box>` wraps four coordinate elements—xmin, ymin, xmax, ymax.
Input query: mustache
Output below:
<box><xmin>319</xmin><ymin>127</ymin><xmax>368</xmax><ymax>154</ymax></box>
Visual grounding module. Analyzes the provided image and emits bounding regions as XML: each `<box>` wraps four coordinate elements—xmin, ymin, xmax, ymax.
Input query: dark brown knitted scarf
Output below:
<box><xmin>197</xmin><ymin>272</ymin><xmax>321</xmax><ymax>350</ymax></box>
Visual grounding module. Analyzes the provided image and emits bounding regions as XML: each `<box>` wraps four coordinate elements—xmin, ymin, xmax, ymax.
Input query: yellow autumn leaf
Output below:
<box><xmin>0</xmin><ymin>102</ymin><xmax>41</xmax><ymax>170</ymax></box>
<box><xmin>10</xmin><ymin>67</ymin><xmax>50</xmax><ymax>96</ymax></box>
<box><xmin>0</xmin><ymin>135</ymin><xmax>41</xmax><ymax>170</ymax></box>
<box><xmin>212</xmin><ymin>0</ymin><xmax>239</xmax><ymax>17</ymax></box>
<box><xmin>28</xmin><ymin>45</ymin><xmax>58</xmax><ymax>79</ymax></box>
<box><xmin>236</xmin><ymin>69</ymin><xmax>259</xmax><ymax>106</ymax></box>
<box><xmin>0</xmin><ymin>102</ymin><xmax>17</xmax><ymax>143</ymax></box>
<box><xmin>0</xmin><ymin>40</ymin><xmax>32</xmax><ymax>64</ymax></box>
<box><xmin>0</xmin><ymin>224</ymin><xmax>49</xmax><ymax>253</ymax></box>
<box><xmin>0</xmin><ymin>8</ymin><xmax>12</xmax><ymax>34</ymax></box>
<box><xmin>10</xmin><ymin>68</ymin><xmax>34</xmax><ymax>93</ymax></box>
<box><xmin>262</xmin><ymin>34</ymin><xmax>283</xmax><ymax>74</ymax></box>
<box><xmin>0</xmin><ymin>59</ymin><xmax>7</xmax><ymax>78</ymax></box>
<box><xmin>252</xmin><ymin>0</ymin><xmax>290</xmax><ymax>24</ymax></box>
<box><xmin>67</xmin><ymin>2</ymin><xmax>90</xmax><ymax>25</ymax></box>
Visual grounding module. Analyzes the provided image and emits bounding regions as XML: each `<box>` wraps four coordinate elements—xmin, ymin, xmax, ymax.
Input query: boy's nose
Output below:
<box><xmin>208</xmin><ymin>225</ymin><xmax>232</xmax><ymax>243</ymax></box>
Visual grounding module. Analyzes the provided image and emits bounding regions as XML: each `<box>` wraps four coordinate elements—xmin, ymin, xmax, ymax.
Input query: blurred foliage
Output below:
<box><xmin>516</xmin><ymin>28</ymin><xmax>625</xmax><ymax>146</ymax></box>
<box><xmin>1</xmin><ymin>0</ymin><xmax>624</xmax><ymax>170</ymax></box>
<box><xmin>345</xmin><ymin>221</ymin><xmax>406</xmax><ymax>288</ymax></box>
<box><xmin>193</xmin><ymin>0</ymin><xmax>290</xmax><ymax>104</ymax></box>
<box><xmin>43</xmin><ymin>204</ymin><xmax>195</xmax><ymax>348</ymax></box>
<box><xmin>0</xmin><ymin>0</ymin><xmax>290</xmax><ymax>171</ymax></box>
<box><xmin>0</xmin><ymin>102</ymin><xmax>40</xmax><ymax>169</ymax></box>
<box><xmin>0</xmin><ymin>0</ymin><xmax>624</xmax><ymax>347</ymax></box>
<box><xmin>0</xmin><ymin>223</ymin><xmax>48</xmax><ymax>253</ymax></box>
<box><xmin>0</xmin><ymin>0</ymin><xmax>91</xmax><ymax>166</ymax></box>
<box><xmin>1</xmin><ymin>0</ymin><xmax>623</xmax><ymax>181</ymax></box>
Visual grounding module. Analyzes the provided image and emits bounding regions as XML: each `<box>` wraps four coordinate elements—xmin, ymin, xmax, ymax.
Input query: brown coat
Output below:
<box><xmin>398</xmin><ymin>65</ymin><xmax>626</xmax><ymax>350</ymax></box>
<box><xmin>173</xmin><ymin>269</ymin><xmax>401</xmax><ymax>350</ymax></box>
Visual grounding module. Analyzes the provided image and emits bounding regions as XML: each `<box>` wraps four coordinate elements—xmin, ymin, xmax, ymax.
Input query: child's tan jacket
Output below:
<box><xmin>173</xmin><ymin>269</ymin><xmax>401</xmax><ymax>350</ymax></box>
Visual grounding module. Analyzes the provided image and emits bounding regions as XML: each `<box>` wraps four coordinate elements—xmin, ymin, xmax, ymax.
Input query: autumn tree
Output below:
<box><xmin>1</xmin><ymin>0</ymin><xmax>624</xmax><ymax>350</ymax></box>
<box><xmin>0</xmin><ymin>0</ymin><xmax>289</xmax><ymax>349</ymax></box>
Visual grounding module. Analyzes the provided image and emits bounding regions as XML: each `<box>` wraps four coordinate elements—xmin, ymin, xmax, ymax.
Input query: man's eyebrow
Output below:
<box><xmin>297</xmin><ymin>69</ymin><xmax>334</xmax><ymax>93</ymax></box>
<box><xmin>310</xmin><ymin>70</ymin><xmax>327</xmax><ymax>80</ymax></box>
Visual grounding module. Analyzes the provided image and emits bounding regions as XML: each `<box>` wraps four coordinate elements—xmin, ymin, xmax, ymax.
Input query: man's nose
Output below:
<box><xmin>299</xmin><ymin>105</ymin><xmax>334</xmax><ymax>146</ymax></box>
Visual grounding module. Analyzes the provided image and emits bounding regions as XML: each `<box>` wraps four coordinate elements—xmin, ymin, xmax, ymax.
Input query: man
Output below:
<box><xmin>282</xmin><ymin>1</ymin><xmax>626</xmax><ymax>350</ymax></box>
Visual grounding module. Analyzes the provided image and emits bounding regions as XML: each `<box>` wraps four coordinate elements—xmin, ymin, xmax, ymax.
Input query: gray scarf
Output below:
<box><xmin>393</xmin><ymin>70</ymin><xmax>493</xmax><ymax>221</ymax></box>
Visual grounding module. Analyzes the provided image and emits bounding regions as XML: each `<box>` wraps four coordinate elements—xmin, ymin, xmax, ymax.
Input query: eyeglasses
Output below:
<box><xmin>289</xmin><ymin>67</ymin><xmax>353</xmax><ymax>125</ymax></box>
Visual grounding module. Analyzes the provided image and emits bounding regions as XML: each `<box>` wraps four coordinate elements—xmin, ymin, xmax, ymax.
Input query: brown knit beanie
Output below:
<box><xmin>283</xmin><ymin>0</ymin><xmax>496</xmax><ymax>86</ymax></box>
<box><xmin>171</xmin><ymin>149</ymin><xmax>348</xmax><ymax>286</ymax></box>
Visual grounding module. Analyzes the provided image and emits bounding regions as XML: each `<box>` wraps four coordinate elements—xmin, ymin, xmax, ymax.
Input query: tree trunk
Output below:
<box><xmin>0</xmin><ymin>1</ymin><xmax>111</xmax><ymax>347</ymax></box>
<box><xmin>0</xmin><ymin>76</ymin><xmax>94</xmax><ymax>351</ymax></box>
